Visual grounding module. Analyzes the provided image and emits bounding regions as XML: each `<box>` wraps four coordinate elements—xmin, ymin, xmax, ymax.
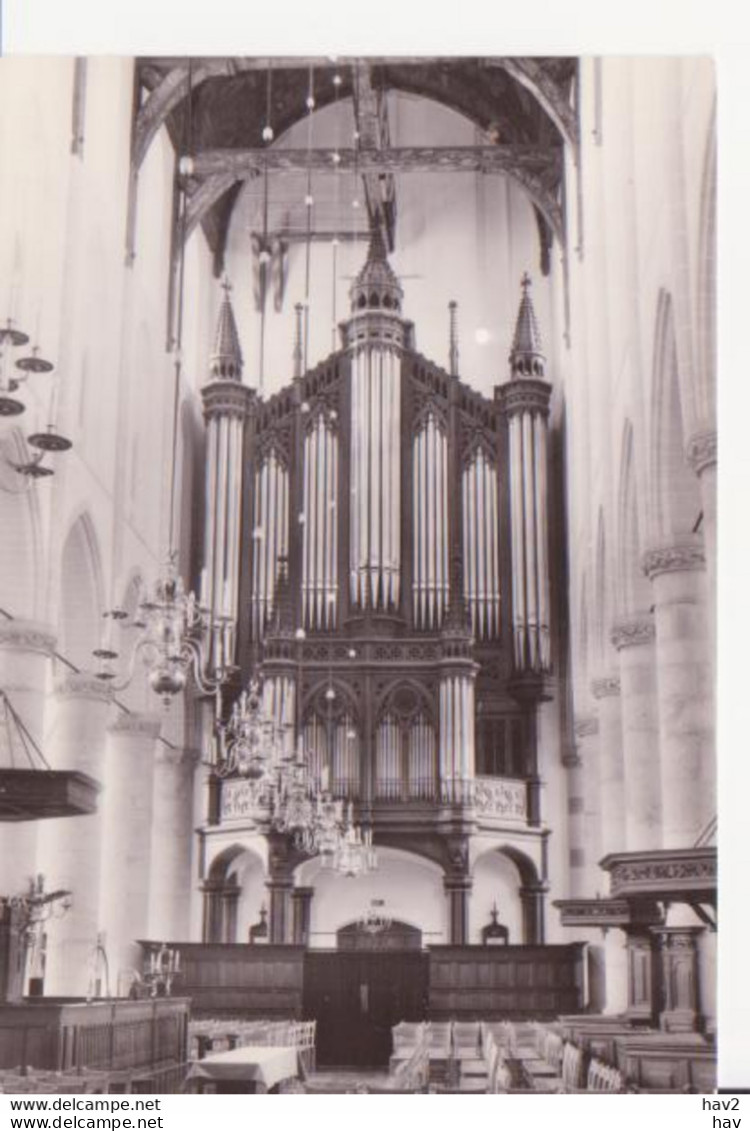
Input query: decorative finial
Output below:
<box><xmin>209</xmin><ymin>279</ymin><xmax>243</xmax><ymax>383</ymax></box>
<box><xmin>509</xmin><ymin>271</ymin><xmax>546</xmax><ymax>380</ymax></box>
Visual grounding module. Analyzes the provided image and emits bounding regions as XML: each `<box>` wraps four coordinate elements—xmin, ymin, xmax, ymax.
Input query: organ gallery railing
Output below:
<box><xmin>219</xmin><ymin>774</ymin><xmax>528</xmax><ymax>824</ymax></box>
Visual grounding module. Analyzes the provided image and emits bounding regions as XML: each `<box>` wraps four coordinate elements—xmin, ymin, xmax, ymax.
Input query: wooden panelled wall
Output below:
<box><xmin>0</xmin><ymin>999</ymin><xmax>189</xmax><ymax>1072</ymax></box>
<box><xmin>169</xmin><ymin>942</ymin><xmax>585</xmax><ymax>1020</ymax></box>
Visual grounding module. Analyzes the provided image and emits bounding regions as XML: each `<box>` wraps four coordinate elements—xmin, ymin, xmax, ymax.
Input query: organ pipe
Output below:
<box><xmin>349</xmin><ymin>345</ymin><xmax>401</xmax><ymax>610</ymax></box>
<box><xmin>251</xmin><ymin>451</ymin><xmax>289</xmax><ymax>637</ymax></box>
<box><xmin>461</xmin><ymin>449</ymin><xmax>500</xmax><ymax>639</ymax></box>
<box><xmin>302</xmin><ymin>414</ymin><xmax>338</xmax><ymax>630</ymax></box>
<box><xmin>438</xmin><ymin>674</ymin><xmax>476</xmax><ymax>782</ymax></box>
<box><xmin>413</xmin><ymin>413</ymin><xmax>449</xmax><ymax>628</ymax></box>
<box><xmin>499</xmin><ymin>273</ymin><xmax>553</xmax><ymax>675</ymax></box>
<box><xmin>200</xmin><ymin>287</ymin><xmax>252</xmax><ymax>670</ymax></box>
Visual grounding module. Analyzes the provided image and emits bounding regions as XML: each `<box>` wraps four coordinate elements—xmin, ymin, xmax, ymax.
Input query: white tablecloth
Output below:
<box><xmin>187</xmin><ymin>1045</ymin><xmax>299</xmax><ymax>1090</ymax></box>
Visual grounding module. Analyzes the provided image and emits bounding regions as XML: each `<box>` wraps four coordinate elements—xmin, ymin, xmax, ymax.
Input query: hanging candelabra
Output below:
<box><xmin>0</xmin><ymin>320</ymin><xmax>72</xmax><ymax>478</ymax></box>
<box><xmin>212</xmin><ymin>678</ymin><xmax>284</xmax><ymax>781</ymax></box>
<box><xmin>94</xmin><ymin>553</ymin><xmax>235</xmax><ymax>705</ymax></box>
<box><xmin>94</xmin><ymin>63</ymin><xmax>232</xmax><ymax>708</ymax></box>
<box><xmin>357</xmin><ymin>898</ymin><xmax>392</xmax><ymax>935</ymax></box>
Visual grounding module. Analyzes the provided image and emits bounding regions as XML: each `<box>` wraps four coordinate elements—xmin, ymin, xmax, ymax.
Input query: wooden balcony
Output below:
<box><xmin>217</xmin><ymin>774</ymin><xmax>533</xmax><ymax>830</ymax></box>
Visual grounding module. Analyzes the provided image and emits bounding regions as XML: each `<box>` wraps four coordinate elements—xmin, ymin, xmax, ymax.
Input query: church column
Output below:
<box><xmin>266</xmin><ymin>837</ymin><xmax>293</xmax><ymax>944</ymax></box>
<box><xmin>266</xmin><ymin>879</ymin><xmax>293</xmax><ymax>945</ymax></box>
<box><xmin>147</xmin><ymin>746</ymin><xmax>199</xmax><ymax>942</ymax></box>
<box><xmin>444</xmin><ymin>877</ymin><xmax>472</xmax><ymax>945</ymax></box>
<box><xmin>643</xmin><ymin>544</ymin><xmax>713</xmax><ymax>847</ymax></box>
<box><xmin>591</xmin><ymin>675</ymin><xmax>626</xmax><ymax>853</ymax></box>
<box><xmin>563</xmin><ymin>748</ymin><xmax>587</xmax><ymax>897</ymax></box>
<box><xmin>519</xmin><ymin>883</ymin><xmax>547</xmax><ymax>944</ymax></box>
<box><xmin>291</xmin><ymin>887</ymin><xmax>314</xmax><ymax>946</ymax></box>
<box><xmin>98</xmin><ymin>712</ymin><xmax>161</xmax><ymax>990</ymax></box>
<box><xmin>573</xmin><ymin>715</ymin><xmax>601</xmax><ymax>893</ymax></box>
<box><xmin>0</xmin><ymin>620</ymin><xmax>56</xmax><ymax>896</ymax></box>
<box><xmin>37</xmin><ymin>673</ymin><xmax>112</xmax><ymax>996</ymax></box>
<box><xmin>611</xmin><ymin>617</ymin><xmax>661</xmax><ymax>850</ymax></box>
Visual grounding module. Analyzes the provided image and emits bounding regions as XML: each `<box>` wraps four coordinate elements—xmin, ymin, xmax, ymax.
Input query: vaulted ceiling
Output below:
<box><xmin>132</xmin><ymin>57</ymin><xmax>578</xmax><ymax>279</ymax></box>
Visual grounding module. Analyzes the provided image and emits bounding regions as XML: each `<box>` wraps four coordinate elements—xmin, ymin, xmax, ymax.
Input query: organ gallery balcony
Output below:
<box><xmin>215</xmin><ymin>773</ymin><xmax>535</xmax><ymax>833</ymax></box>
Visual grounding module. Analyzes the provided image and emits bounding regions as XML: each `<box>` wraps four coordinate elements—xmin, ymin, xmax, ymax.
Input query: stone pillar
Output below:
<box><xmin>656</xmin><ymin>925</ymin><xmax>704</xmax><ymax>1033</ymax></box>
<box><xmin>148</xmin><ymin>746</ymin><xmax>198</xmax><ymax>942</ymax></box>
<box><xmin>266</xmin><ymin>879</ymin><xmax>293</xmax><ymax>944</ymax></box>
<box><xmin>574</xmin><ymin>716</ymin><xmax>601</xmax><ymax>893</ymax></box>
<box><xmin>444</xmin><ymin>876</ymin><xmax>472</xmax><ymax>945</ymax></box>
<box><xmin>643</xmin><ymin>544</ymin><xmax>713</xmax><ymax>847</ymax></box>
<box><xmin>686</xmin><ymin>430</ymin><xmax>716</xmax><ymax>646</ymax></box>
<box><xmin>291</xmin><ymin>887</ymin><xmax>314</xmax><ymax>947</ymax></box>
<box><xmin>611</xmin><ymin>617</ymin><xmax>662</xmax><ymax>850</ymax></box>
<box><xmin>0</xmin><ymin>620</ymin><xmax>56</xmax><ymax>896</ymax></box>
<box><xmin>37</xmin><ymin>673</ymin><xmax>112</xmax><ymax>996</ymax></box>
<box><xmin>591</xmin><ymin>675</ymin><xmax>625</xmax><ymax>854</ymax></box>
<box><xmin>563</xmin><ymin>748</ymin><xmax>587</xmax><ymax>897</ymax></box>
<box><xmin>98</xmin><ymin>712</ymin><xmax>161</xmax><ymax>991</ymax></box>
<box><xmin>201</xmin><ymin>880</ymin><xmax>223</xmax><ymax>943</ymax></box>
<box><xmin>519</xmin><ymin>883</ymin><xmax>547</xmax><ymax>944</ymax></box>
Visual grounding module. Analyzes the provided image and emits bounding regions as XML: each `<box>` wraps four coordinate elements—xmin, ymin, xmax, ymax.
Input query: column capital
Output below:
<box><xmin>686</xmin><ymin>429</ymin><xmax>717</xmax><ymax>476</ymax></box>
<box><xmin>574</xmin><ymin>715</ymin><xmax>599</xmax><ymax>739</ymax></box>
<box><xmin>443</xmin><ymin>875</ymin><xmax>473</xmax><ymax>894</ymax></box>
<box><xmin>642</xmin><ymin>542</ymin><xmax>705</xmax><ymax>580</ymax></box>
<box><xmin>562</xmin><ymin>746</ymin><xmax>583</xmax><ymax>769</ymax></box>
<box><xmin>0</xmin><ymin>618</ymin><xmax>57</xmax><ymax>656</ymax></box>
<box><xmin>107</xmin><ymin>711</ymin><xmax>162</xmax><ymax>739</ymax></box>
<box><xmin>591</xmin><ymin>675</ymin><xmax>621</xmax><ymax>700</ymax></box>
<box><xmin>54</xmin><ymin>671</ymin><xmax>113</xmax><ymax>703</ymax></box>
<box><xmin>611</xmin><ymin>616</ymin><xmax>656</xmax><ymax>651</ymax></box>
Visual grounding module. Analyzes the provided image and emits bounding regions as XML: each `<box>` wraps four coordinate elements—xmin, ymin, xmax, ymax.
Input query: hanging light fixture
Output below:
<box><xmin>94</xmin><ymin>62</ymin><xmax>233</xmax><ymax>707</ymax></box>
<box><xmin>212</xmin><ymin>677</ymin><xmax>284</xmax><ymax>781</ymax></box>
<box><xmin>0</xmin><ymin>321</ymin><xmax>72</xmax><ymax>477</ymax></box>
<box><xmin>357</xmin><ymin>898</ymin><xmax>391</xmax><ymax>935</ymax></box>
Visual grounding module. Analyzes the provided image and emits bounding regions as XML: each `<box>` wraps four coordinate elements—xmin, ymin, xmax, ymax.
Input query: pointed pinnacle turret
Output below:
<box><xmin>349</xmin><ymin>220</ymin><xmax>403</xmax><ymax>314</ymax></box>
<box><xmin>210</xmin><ymin>277</ymin><xmax>244</xmax><ymax>382</ymax></box>
<box><xmin>509</xmin><ymin>272</ymin><xmax>546</xmax><ymax>379</ymax></box>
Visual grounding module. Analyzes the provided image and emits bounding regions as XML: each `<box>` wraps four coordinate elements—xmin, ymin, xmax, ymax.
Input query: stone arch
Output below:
<box><xmin>203</xmin><ymin>842</ymin><xmax>266</xmax><ymax>943</ymax></box>
<box><xmin>299</xmin><ymin>845</ymin><xmax>446</xmax><ymax>947</ymax></box>
<box><xmin>649</xmin><ymin>289</ymin><xmax>703</xmax><ymax>542</ymax></box>
<box><xmin>472</xmin><ymin>844</ymin><xmax>544</xmax><ymax>943</ymax></box>
<box><xmin>617</xmin><ymin>419</ymin><xmax>651</xmax><ymax>618</ymax></box>
<box><xmin>0</xmin><ymin>427</ymin><xmax>42</xmax><ymax>618</ymax></box>
<box><xmin>59</xmin><ymin>511</ymin><xmax>104</xmax><ymax>671</ymax></box>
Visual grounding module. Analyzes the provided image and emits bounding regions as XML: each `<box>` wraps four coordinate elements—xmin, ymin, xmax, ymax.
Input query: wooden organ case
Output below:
<box><xmin>200</xmin><ymin>233</ymin><xmax>555</xmax><ymax>922</ymax></box>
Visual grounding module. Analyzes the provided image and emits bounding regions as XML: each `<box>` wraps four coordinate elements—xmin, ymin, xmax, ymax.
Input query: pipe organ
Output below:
<box><xmin>462</xmin><ymin>446</ymin><xmax>501</xmax><ymax>640</ymax></box>
<box><xmin>200</xmin><ymin>241</ymin><xmax>554</xmax><ymax>814</ymax></box>
<box><xmin>349</xmin><ymin>343</ymin><xmax>401</xmax><ymax>611</ymax></box>
<box><xmin>302</xmin><ymin>411</ymin><xmax>339</xmax><ymax>630</ymax></box>
<box><xmin>413</xmin><ymin>411</ymin><xmax>449</xmax><ymax>629</ymax></box>
<box><xmin>200</xmin><ymin>290</ymin><xmax>254</xmax><ymax>671</ymax></box>
<box><xmin>251</xmin><ymin>449</ymin><xmax>289</xmax><ymax>637</ymax></box>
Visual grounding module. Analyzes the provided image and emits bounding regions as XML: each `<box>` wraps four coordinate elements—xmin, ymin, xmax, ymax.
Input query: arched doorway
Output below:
<box><xmin>471</xmin><ymin>845</ymin><xmax>545</xmax><ymax>945</ymax></box>
<box><xmin>202</xmin><ymin>845</ymin><xmax>265</xmax><ymax>944</ymax></box>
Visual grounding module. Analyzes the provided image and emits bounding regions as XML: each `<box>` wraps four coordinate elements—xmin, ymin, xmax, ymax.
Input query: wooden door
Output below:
<box><xmin>303</xmin><ymin>950</ymin><xmax>428</xmax><ymax>1067</ymax></box>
